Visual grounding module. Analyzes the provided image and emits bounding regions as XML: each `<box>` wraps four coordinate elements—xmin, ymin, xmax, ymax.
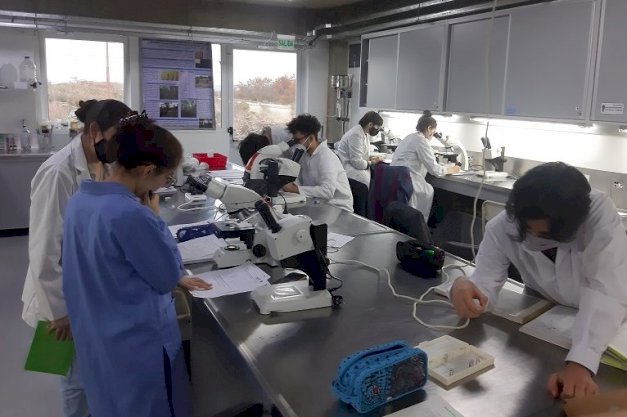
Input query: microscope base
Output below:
<box><xmin>251</xmin><ymin>280</ymin><xmax>332</xmax><ymax>315</ymax></box>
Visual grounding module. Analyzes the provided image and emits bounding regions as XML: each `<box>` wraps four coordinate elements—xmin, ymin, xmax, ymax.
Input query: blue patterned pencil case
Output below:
<box><xmin>331</xmin><ymin>340</ymin><xmax>428</xmax><ymax>413</ymax></box>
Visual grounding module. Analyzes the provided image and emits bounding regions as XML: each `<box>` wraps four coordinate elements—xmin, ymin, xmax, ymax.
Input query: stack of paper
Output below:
<box><xmin>327</xmin><ymin>232</ymin><xmax>354</xmax><ymax>249</ymax></box>
<box><xmin>519</xmin><ymin>305</ymin><xmax>627</xmax><ymax>371</ymax></box>
<box><xmin>177</xmin><ymin>234</ymin><xmax>227</xmax><ymax>264</ymax></box>
<box><xmin>190</xmin><ymin>262</ymin><xmax>270</xmax><ymax>299</ymax></box>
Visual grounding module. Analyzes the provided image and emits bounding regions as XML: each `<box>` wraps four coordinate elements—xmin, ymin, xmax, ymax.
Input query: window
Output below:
<box><xmin>45</xmin><ymin>38</ymin><xmax>125</xmax><ymax>122</ymax></box>
<box><xmin>233</xmin><ymin>49</ymin><xmax>297</xmax><ymax>140</ymax></box>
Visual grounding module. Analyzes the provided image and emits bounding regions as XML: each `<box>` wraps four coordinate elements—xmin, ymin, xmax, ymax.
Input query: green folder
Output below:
<box><xmin>24</xmin><ymin>321</ymin><xmax>75</xmax><ymax>376</ymax></box>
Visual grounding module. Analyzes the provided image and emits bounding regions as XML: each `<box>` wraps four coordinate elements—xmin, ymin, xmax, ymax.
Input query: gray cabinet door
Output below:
<box><xmin>396</xmin><ymin>25</ymin><xmax>446</xmax><ymax>111</ymax></box>
<box><xmin>592</xmin><ymin>0</ymin><xmax>627</xmax><ymax>122</ymax></box>
<box><xmin>504</xmin><ymin>0</ymin><xmax>596</xmax><ymax>120</ymax></box>
<box><xmin>446</xmin><ymin>16</ymin><xmax>509</xmax><ymax>115</ymax></box>
<box><xmin>366</xmin><ymin>34</ymin><xmax>398</xmax><ymax>109</ymax></box>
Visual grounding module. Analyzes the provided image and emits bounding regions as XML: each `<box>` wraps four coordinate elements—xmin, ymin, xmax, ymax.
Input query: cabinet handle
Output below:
<box><xmin>575</xmin><ymin>106</ymin><xmax>582</xmax><ymax>116</ymax></box>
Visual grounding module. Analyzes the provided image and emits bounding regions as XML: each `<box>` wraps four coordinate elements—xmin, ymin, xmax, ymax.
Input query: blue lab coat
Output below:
<box><xmin>62</xmin><ymin>180</ymin><xmax>189</xmax><ymax>417</ymax></box>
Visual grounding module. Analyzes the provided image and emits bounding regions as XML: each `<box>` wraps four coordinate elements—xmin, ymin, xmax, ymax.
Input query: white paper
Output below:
<box><xmin>177</xmin><ymin>234</ymin><xmax>226</xmax><ymax>264</ymax></box>
<box><xmin>386</xmin><ymin>394</ymin><xmax>465</xmax><ymax>417</ymax></box>
<box><xmin>190</xmin><ymin>262</ymin><xmax>270</xmax><ymax>298</ymax></box>
<box><xmin>327</xmin><ymin>232</ymin><xmax>354</xmax><ymax>248</ymax></box>
<box><xmin>168</xmin><ymin>220</ymin><xmax>212</xmax><ymax>238</ymax></box>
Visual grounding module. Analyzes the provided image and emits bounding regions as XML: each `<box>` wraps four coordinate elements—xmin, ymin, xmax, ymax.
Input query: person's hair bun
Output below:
<box><xmin>422</xmin><ymin>110</ymin><xmax>433</xmax><ymax>117</ymax></box>
<box><xmin>75</xmin><ymin>99</ymin><xmax>99</xmax><ymax>123</ymax></box>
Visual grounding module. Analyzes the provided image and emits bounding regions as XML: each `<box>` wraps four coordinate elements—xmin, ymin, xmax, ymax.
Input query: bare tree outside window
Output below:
<box><xmin>45</xmin><ymin>38</ymin><xmax>125</xmax><ymax>122</ymax></box>
<box><xmin>233</xmin><ymin>50</ymin><xmax>297</xmax><ymax>140</ymax></box>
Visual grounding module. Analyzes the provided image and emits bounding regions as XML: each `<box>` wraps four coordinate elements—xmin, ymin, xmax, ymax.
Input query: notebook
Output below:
<box><xmin>177</xmin><ymin>234</ymin><xmax>227</xmax><ymax>264</ymax></box>
<box><xmin>24</xmin><ymin>321</ymin><xmax>74</xmax><ymax>376</ymax></box>
<box><xmin>519</xmin><ymin>305</ymin><xmax>627</xmax><ymax>371</ymax></box>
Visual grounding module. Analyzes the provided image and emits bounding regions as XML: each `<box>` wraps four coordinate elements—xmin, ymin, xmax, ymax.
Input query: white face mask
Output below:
<box><xmin>522</xmin><ymin>234</ymin><xmax>560</xmax><ymax>252</ymax></box>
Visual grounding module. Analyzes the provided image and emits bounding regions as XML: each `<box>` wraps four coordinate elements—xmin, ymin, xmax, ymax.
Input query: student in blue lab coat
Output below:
<box><xmin>62</xmin><ymin>114</ymin><xmax>211</xmax><ymax>417</ymax></box>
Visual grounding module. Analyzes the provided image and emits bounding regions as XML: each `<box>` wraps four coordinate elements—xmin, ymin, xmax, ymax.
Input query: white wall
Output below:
<box><xmin>299</xmin><ymin>41</ymin><xmax>329</xmax><ymax>135</ymax></box>
<box><xmin>382</xmin><ymin>112</ymin><xmax>627</xmax><ymax>175</ymax></box>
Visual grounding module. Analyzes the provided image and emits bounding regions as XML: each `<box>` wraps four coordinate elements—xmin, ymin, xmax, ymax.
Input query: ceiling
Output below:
<box><xmin>219</xmin><ymin>0</ymin><xmax>363</xmax><ymax>9</ymax></box>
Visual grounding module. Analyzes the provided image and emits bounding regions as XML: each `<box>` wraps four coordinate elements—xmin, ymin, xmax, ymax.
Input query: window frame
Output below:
<box><xmin>39</xmin><ymin>31</ymin><xmax>130</xmax><ymax>122</ymax></box>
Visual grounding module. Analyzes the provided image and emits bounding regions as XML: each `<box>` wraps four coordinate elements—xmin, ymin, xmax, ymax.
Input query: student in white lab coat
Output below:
<box><xmin>390</xmin><ymin>110</ymin><xmax>460</xmax><ymax>220</ymax></box>
<box><xmin>335</xmin><ymin>111</ymin><xmax>385</xmax><ymax>188</ymax></box>
<box><xmin>21</xmin><ymin>99</ymin><xmax>131</xmax><ymax>417</ymax></box>
<box><xmin>281</xmin><ymin>114</ymin><xmax>354</xmax><ymax>212</ymax></box>
<box><xmin>450</xmin><ymin>162</ymin><xmax>627</xmax><ymax>399</ymax></box>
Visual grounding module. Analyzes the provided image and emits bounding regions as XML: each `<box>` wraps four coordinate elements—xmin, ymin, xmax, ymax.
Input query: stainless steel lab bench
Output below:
<box><xmin>0</xmin><ymin>150</ymin><xmax>54</xmax><ymax>230</ymax></box>
<box><xmin>158</xmin><ymin>191</ymin><xmax>627</xmax><ymax>417</ymax></box>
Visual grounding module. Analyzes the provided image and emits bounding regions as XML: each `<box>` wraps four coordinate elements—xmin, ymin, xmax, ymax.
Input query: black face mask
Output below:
<box><xmin>369</xmin><ymin>127</ymin><xmax>380</xmax><ymax>136</ymax></box>
<box><xmin>94</xmin><ymin>139</ymin><xmax>115</xmax><ymax>164</ymax></box>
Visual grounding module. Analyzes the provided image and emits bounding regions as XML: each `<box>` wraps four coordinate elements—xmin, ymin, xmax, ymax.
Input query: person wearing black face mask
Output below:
<box><xmin>335</xmin><ymin>111</ymin><xmax>384</xmax><ymax>189</ymax></box>
<box><xmin>21</xmin><ymin>98</ymin><xmax>130</xmax><ymax>417</ymax></box>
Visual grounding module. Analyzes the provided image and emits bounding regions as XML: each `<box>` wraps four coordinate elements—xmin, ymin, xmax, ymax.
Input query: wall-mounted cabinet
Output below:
<box><xmin>503</xmin><ymin>0</ymin><xmax>597</xmax><ymax>120</ymax></box>
<box><xmin>446</xmin><ymin>16</ymin><xmax>509</xmax><ymax>115</ymax></box>
<box><xmin>591</xmin><ymin>0</ymin><xmax>627</xmax><ymax>123</ymax></box>
<box><xmin>396</xmin><ymin>24</ymin><xmax>446</xmax><ymax>111</ymax></box>
<box><xmin>365</xmin><ymin>34</ymin><xmax>398</xmax><ymax>109</ymax></box>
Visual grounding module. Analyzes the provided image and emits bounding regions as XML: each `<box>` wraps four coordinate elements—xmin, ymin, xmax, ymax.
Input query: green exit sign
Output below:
<box><xmin>277</xmin><ymin>35</ymin><xmax>295</xmax><ymax>50</ymax></box>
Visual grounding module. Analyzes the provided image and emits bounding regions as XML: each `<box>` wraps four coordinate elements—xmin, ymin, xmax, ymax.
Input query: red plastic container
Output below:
<box><xmin>192</xmin><ymin>152</ymin><xmax>227</xmax><ymax>170</ymax></box>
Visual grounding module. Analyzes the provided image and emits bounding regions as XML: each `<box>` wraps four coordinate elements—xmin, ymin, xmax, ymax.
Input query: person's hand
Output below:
<box><xmin>47</xmin><ymin>316</ymin><xmax>72</xmax><ymax>341</ymax></box>
<box><xmin>142</xmin><ymin>192</ymin><xmax>160</xmax><ymax>215</ymax></box>
<box><xmin>547</xmin><ymin>362</ymin><xmax>598</xmax><ymax>399</ymax></box>
<box><xmin>178</xmin><ymin>276</ymin><xmax>213</xmax><ymax>291</ymax></box>
<box><xmin>282</xmin><ymin>182</ymin><xmax>299</xmax><ymax>193</ymax></box>
<box><xmin>447</xmin><ymin>165</ymin><xmax>461</xmax><ymax>175</ymax></box>
<box><xmin>450</xmin><ymin>278</ymin><xmax>488</xmax><ymax>318</ymax></box>
<box><xmin>369</xmin><ymin>156</ymin><xmax>383</xmax><ymax>164</ymax></box>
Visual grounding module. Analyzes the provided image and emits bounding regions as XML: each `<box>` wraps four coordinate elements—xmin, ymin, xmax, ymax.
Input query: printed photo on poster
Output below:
<box><xmin>195</xmin><ymin>75</ymin><xmax>211</xmax><ymax>88</ymax></box>
<box><xmin>181</xmin><ymin>99</ymin><xmax>197</xmax><ymax>118</ymax></box>
<box><xmin>160</xmin><ymin>102</ymin><xmax>178</xmax><ymax>118</ymax></box>
<box><xmin>199</xmin><ymin>119</ymin><xmax>213</xmax><ymax>129</ymax></box>
<box><xmin>159</xmin><ymin>86</ymin><xmax>179</xmax><ymax>100</ymax></box>
<box><xmin>160</xmin><ymin>70</ymin><xmax>180</xmax><ymax>81</ymax></box>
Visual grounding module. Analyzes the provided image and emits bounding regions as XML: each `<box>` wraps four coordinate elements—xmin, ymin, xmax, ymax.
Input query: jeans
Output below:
<box><xmin>60</xmin><ymin>357</ymin><xmax>90</xmax><ymax>417</ymax></box>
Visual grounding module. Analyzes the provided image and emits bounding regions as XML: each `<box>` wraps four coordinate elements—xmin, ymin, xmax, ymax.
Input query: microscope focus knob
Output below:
<box><xmin>296</xmin><ymin>229</ymin><xmax>308</xmax><ymax>242</ymax></box>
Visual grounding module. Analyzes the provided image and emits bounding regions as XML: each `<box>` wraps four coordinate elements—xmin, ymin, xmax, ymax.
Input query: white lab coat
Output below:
<box><xmin>390</xmin><ymin>132</ymin><xmax>445</xmax><ymax>219</ymax></box>
<box><xmin>470</xmin><ymin>190</ymin><xmax>627</xmax><ymax>373</ymax></box>
<box><xmin>21</xmin><ymin>135</ymin><xmax>91</xmax><ymax>327</ymax></box>
<box><xmin>335</xmin><ymin>124</ymin><xmax>371</xmax><ymax>187</ymax></box>
<box><xmin>297</xmin><ymin>140</ymin><xmax>354</xmax><ymax>212</ymax></box>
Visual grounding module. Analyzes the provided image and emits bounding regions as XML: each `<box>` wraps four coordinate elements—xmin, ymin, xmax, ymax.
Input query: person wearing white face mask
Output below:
<box><xmin>281</xmin><ymin>114</ymin><xmax>353</xmax><ymax>212</ymax></box>
<box><xmin>450</xmin><ymin>162</ymin><xmax>627</xmax><ymax>399</ymax></box>
<box><xmin>335</xmin><ymin>111</ymin><xmax>385</xmax><ymax>188</ymax></box>
<box><xmin>21</xmin><ymin>99</ymin><xmax>131</xmax><ymax>417</ymax></box>
<box><xmin>390</xmin><ymin>110</ymin><xmax>460</xmax><ymax>220</ymax></box>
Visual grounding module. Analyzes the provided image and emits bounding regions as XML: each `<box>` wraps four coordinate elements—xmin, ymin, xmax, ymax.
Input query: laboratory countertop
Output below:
<box><xmin>0</xmin><ymin>149</ymin><xmax>55</xmax><ymax>159</ymax></box>
<box><xmin>159</xmin><ymin>192</ymin><xmax>626</xmax><ymax>417</ymax></box>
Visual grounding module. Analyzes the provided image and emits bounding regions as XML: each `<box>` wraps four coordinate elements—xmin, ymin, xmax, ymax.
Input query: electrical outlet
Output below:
<box><xmin>613</xmin><ymin>180</ymin><xmax>624</xmax><ymax>190</ymax></box>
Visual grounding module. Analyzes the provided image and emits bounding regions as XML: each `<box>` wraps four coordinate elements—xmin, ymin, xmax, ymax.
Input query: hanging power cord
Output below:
<box><xmin>469</xmin><ymin>0</ymin><xmax>499</xmax><ymax>262</ymax></box>
<box><xmin>328</xmin><ymin>258</ymin><xmax>470</xmax><ymax>330</ymax></box>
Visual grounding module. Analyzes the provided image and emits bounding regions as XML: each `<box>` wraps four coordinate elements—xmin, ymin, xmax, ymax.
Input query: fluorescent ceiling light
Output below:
<box><xmin>470</xmin><ymin>117</ymin><xmax>594</xmax><ymax>132</ymax></box>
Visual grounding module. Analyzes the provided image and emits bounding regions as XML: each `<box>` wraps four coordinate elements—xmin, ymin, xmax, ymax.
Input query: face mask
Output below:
<box><xmin>94</xmin><ymin>137</ymin><xmax>116</xmax><ymax>164</ymax></box>
<box><xmin>522</xmin><ymin>234</ymin><xmax>559</xmax><ymax>252</ymax></box>
<box><xmin>369</xmin><ymin>127</ymin><xmax>380</xmax><ymax>137</ymax></box>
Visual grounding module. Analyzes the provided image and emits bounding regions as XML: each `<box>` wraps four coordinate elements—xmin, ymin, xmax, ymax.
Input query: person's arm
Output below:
<box><xmin>298</xmin><ymin>154</ymin><xmax>340</xmax><ymax>201</ymax></box>
<box><xmin>28</xmin><ymin>167</ymin><xmax>74</xmax><ymax>321</ymax></box>
<box><xmin>113</xmin><ymin>208</ymin><xmax>185</xmax><ymax>294</ymax></box>
<box><xmin>567</xmin><ymin>199</ymin><xmax>627</xmax><ymax>374</ymax></box>
<box><xmin>414</xmin><ymin>138</ymin><xmax>446</xmax><ymax>177</ymax></box>
<box><xmin>451</xmin><ymin>219</ymin><xmax>510</xmax><ymax>318</ymax></box>
<box><xmin>346</xmin><ymin>132</ymin><xmax>369</xmax><ymax>170</ymax></box>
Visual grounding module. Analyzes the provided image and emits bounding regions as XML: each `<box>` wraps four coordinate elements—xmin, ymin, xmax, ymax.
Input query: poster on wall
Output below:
<box><xmin>140</xmin><ymin>39</ymin><xmax>215</xmax><ymax>130</ymax></box>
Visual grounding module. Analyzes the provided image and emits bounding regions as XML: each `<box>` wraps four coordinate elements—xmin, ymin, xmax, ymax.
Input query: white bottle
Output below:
<box><xmin>19</xmin><ymin>56</ymin><xmax>37</xmax><ymax>85</ymax></box>
<box><xmin>20</xmin><ymin>120</ymin><xmax>31</xmax><ymax>152</ymax></box>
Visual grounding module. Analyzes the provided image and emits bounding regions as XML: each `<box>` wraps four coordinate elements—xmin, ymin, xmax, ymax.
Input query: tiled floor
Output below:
<box><xmin>0</xmin><ymin>234</ymin><xmax>64</xmax><ymax>417</ymax></box>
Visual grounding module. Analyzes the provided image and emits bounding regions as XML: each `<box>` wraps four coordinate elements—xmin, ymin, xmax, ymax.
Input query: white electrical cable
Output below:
<box><xmin>469</xmin><ymin>0</ymin><xmax>499</xmax><ymax>262</ymax></box>
<box><xmin>329</xmin><ymin>258</ymin><xmax>470</xmax><ymax>331</ymax></box>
